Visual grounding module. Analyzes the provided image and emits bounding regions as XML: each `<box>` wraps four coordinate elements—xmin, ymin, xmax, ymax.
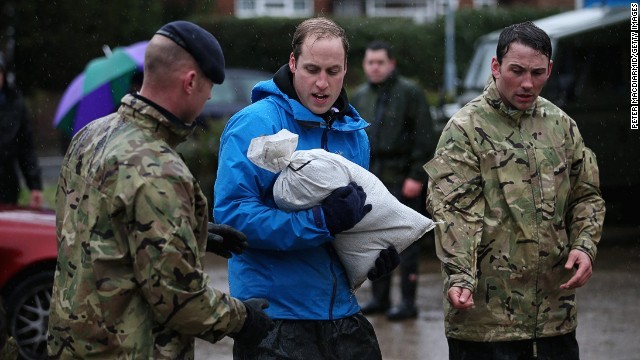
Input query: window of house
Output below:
<box><xmin>473</xmin><ymin>0</ymin><xmax>496</xmax><ymax>8</ymax></box>
<box><xmin>365</xmin><ymin>0</ymin><xmax>458</xmax><ymax>23</ymax></box>
<box><xmin>236</xmin><ymin>0</ymin><xmax>313</xmax><ymax>18</ymax></box>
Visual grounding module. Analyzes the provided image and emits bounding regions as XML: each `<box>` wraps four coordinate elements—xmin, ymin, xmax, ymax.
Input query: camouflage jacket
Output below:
<box><xmin>425</xmin><ymin>79</ymin><xmax>605</xmax><ymax>342</ymax></box>
<box><xmin>48</xmin><ymin>94</ymin><xmax>246</xmax><ymax>359</ymax></box>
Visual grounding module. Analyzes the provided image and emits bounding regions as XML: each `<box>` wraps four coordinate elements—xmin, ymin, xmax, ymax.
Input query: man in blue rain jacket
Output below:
<box><xmin>214</xmin><ymin>17</ymin><xmax>399</xmax><ymax>359</ymax></box>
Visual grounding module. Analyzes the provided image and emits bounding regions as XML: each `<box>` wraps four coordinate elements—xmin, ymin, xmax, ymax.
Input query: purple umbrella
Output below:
<box><xmin>53</xmin><ymin>41</ymin><xmax>148</xmax><ymax>135</ymax></box>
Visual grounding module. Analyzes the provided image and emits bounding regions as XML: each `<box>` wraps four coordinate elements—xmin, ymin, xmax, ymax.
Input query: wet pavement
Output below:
<box><xmin>35</xmin><ymin>158</ymin><xmax>640</xmax><ymax>359</ymax></box>
<box><xmin>196</xmin><ymin>230</ymin><xmax>640</xmax><ymax>360</ymax></box>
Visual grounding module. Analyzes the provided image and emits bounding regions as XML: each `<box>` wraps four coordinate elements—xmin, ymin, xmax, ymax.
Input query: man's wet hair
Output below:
<box><xmin>292</xmin><ymin>17</ymin><xmax>349</xmax><ymax>62</ymax></box>
<box><xmin>366</xmin><ymin>40</ymin><xmax>395</xmax><ymax>60</ymax></box>
<box><xmin>496</xmin><ymin>21</ymin><xmax>552</xmax><ymax>64</ymax></box>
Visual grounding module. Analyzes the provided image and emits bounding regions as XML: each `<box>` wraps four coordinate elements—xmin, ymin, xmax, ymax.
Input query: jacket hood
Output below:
<box><xmin>251</xmin><ymin>65</ymin><xmax>369</xmax><ymax>132</ymax></box>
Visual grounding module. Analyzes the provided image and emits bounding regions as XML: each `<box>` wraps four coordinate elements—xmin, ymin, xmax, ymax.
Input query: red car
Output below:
<box><xmin>0</xmin><ymin>205</ymin><xmax>57</xmax><ymax>360</ymax></box>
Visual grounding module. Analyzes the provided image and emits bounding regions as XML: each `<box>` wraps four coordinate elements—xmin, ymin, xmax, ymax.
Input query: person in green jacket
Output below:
<box><xmin>425</xmin><ymin>21</ymin><xmax>605</xmax><ymax>359</ymax></box>
<box><xmin>47</xmin><ymin>21</ymin><xmax>273</xmax><ymax>359</ymax></box>
<box><xmin>351</xmin><ymin>40</ymin><xmax>436</xmax><ymax>321</ymax></box>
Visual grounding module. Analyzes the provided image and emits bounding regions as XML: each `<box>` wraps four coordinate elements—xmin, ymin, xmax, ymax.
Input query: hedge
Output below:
<box><xmin>7</xmin><ymin>6</ymin><xmax>559</xmax><ymax>94</ymax></box>
<box><xmin>186</xmin><ymin>7</ymin><xmax>561</xmax><ymax>91</ymax></box>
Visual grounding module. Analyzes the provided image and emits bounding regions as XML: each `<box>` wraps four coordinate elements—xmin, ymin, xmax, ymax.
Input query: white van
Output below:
<box><xmin>437</xmin><ymin>6</ymin><xmax>637</xmax><ymax>224</ymax></box>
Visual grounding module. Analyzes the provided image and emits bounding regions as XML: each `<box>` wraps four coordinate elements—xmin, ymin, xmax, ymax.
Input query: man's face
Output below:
<box><xmin>362</xmin><ymin>49</ymin><xmax>395</xmax><ymax>84</ymax></box>
<box><xmin>289</xmin><ymin>35</ymin><xmax>346</xmax><ymax>115</ymax></box>
<box><xmin>491</xmin><ymin>42</ymin><xmax>552</xmax><ymax>111</ymax></box>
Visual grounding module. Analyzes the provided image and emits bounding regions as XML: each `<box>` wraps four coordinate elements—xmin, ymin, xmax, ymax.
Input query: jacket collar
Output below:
<box><xmin>252</xmin><ymin>65</ymin><xmax>369</xmax><ymax>131</ymax></box>
<box><xmin>483</xmin><ymin>76</ymin><xmax>536</xmax><ymax>121</ymax></box>
<box><xmin>119</xmin><ymin>93</ymin><xmax>196</xmax><ymax>146</ymax></box>
<box><xmin>368</xmin><ymin>69</ymin><xmax>398</xmax><ymax>91</ymax></box>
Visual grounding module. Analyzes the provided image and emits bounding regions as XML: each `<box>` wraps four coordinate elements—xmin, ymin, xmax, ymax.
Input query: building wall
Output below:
<box><xmin>499</xmin><ymin>0</ymin><xmax>573</xmax><ymax>8</ymax></box>
<box><xmin>315</xmin><ymin>0</ymin><xmax>334</xmax><ymax>14</ymax></box>
<box><xmin>216</xmin><ymin>0</ymin><xmax>235</xmax><ymax>15</ymax></box>
<box><xmin>213</xmin><ymin>0</ymin><xmax>574</xmax><ymax>17</ymax></box>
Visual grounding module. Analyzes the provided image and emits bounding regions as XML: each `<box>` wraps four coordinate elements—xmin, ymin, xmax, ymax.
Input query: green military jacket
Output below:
<box><xmin>48</xmin><ymin>94</ymin><xmax>246</xmax><ymax>359</ymax></box>
<box><xmin>351</xmin><ymin>72</ymin><xmax>435</xmax><ymax>185</ymax></box>
<box><xmin>425</xmin><ymin>79</ymin><xmax>605</xmax><ymax>342</ymax></box>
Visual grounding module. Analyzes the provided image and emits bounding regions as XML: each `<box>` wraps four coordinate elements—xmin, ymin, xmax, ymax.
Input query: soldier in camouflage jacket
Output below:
<box><xmin>425</xmin><ymin>22</ymin><xmax>605</xmax><ymax>359</ymax></box>
<box><xmin>47</xmin><ymin>22</ymin><xmax>272</xmax><ymax>359</ymax></box>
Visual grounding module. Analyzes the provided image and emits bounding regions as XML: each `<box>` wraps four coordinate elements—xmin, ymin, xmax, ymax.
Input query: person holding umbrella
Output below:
<box><xmin>47</xmin><ymin>21</ymin><xmax>273</xmax><ymax>359</ymax></box>
<box><xmin>0</xmin><ymin>55</ymin><xmax>43</xmax><ymax>208</ymax></box>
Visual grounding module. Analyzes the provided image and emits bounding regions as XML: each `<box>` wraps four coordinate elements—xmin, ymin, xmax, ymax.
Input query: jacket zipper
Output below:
<box><xmin>522</xmin><ymin>122</ymin><xmax>541</xmax><ymax>359</ymax></box>
<box><xmin>326</xmin><ymin>244</ymin><xmax>338</xmax><ymax>320</ymax></box>
<box><xmin>322</xmin><ymin>109</ymin><xmax>338</xmax><ymax>319</ymax></box>
<box><xmin>321</xmin><ymin>110</ymin><xmax>336</xmax><ymax>150</ymax></box>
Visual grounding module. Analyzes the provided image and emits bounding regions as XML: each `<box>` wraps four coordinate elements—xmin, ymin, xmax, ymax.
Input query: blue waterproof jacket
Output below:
<box><xmin>214</xmin><ymin>78</ymin><xmax>370</xmax><ymax>320</ymax></box>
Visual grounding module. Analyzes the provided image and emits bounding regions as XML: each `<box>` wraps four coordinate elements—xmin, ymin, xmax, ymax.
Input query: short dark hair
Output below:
<box><xmin>292</xmin><ymin>17</ymin><xmax>349</xmax><ymax>62</ymax></box>
<box><xmin>496</xmin><ymin>21</ymin><xmax>552</xmax><ymax>64</ymax></box>
<box><xmin>365</xmin><ymin>40</ymin><xmax>394</xmax><ymax>60</ymax></box>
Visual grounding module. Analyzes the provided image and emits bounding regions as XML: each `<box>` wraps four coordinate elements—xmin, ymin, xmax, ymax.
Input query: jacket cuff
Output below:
<box><xmin>228</xmin><ymin>298</ymin><xmax>248</xmax><ymax>336</ymax></box>
<box><xmin>446</xmin><ymin>272</ymin><xmax>476</xmax><ymax>292</ymax></box>
<box><xmin>571</xmin><ymin>237</ymin><xmax>598</xmax><ymax>262</ymax></box>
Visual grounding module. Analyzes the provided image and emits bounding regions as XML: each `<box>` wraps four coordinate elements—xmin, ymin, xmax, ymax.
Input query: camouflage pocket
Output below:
<box><xmin>578</xmin><ymin>147</ymin><xmax>601</xmax><ymax>188</ymax></box>
<box><xmin>536</xmin><ymin>146</ymin><xmax>568</xmax><ymax>219</ymax></box>
<box><xmin>424</xmin><ymin>153</ymin><xmax>473</xmax><ymax>196</ymax></box>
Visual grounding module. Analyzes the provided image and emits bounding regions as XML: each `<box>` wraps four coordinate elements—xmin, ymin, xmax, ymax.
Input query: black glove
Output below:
<box><xmin>206</xmin><ymin>222</ymin><xmax>248</xmax><ymax>258</ymax></box>
<box><xmin>321</xmin><ymin>182</ymin><xmax>373</xmax><ymax>235</ymax></box>
<box><xmin>231</xmin><ymin>298</ymin><xmax>275</xmax><ymax>348</ymax></box>
<box><xmin>367</xmin><ymin>246</ymin><xmax>401</xmax><ymax>281</ymax></box>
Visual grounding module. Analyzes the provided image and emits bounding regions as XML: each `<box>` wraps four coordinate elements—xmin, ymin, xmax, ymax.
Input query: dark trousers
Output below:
<box><xmin>369</xmin><ymin>183</ymin><xmax>422</xmax><ymax>307</ymax></box>
<box><xmin>447</xmin><ymin>331</ymin><xmax>580</xmax><ymax>360</ymax></box>
<box><xmin>233</xmin><ymin>313</ymin><xmax>382</xmax><ymax>360</ymax></box>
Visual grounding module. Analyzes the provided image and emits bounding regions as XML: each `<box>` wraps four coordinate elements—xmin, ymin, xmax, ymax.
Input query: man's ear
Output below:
<box><xmin>491</xmin><ymin>56</ymin><xmax>500</xmax><ymax>79</ymax></box>
<box><xmin>288</xmin><ymin>53</ymin><xmax>296</xmax><ymax>74</ymax></box>
<box><xmin>183</xmin><ymin>70</ymin><xmax>197</xmax><ymax>94</ymax></box>
<box><xmin>546</xmin><ymin>60</ymin><xmax>554</xmax><ymax>80</ymax></box>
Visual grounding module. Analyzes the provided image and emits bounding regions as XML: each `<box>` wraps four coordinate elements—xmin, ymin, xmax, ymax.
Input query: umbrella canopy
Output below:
<box><xmin>53</xmin><ymin>41</ymin><xmax>148</xmax><ymax>135</ymax></box>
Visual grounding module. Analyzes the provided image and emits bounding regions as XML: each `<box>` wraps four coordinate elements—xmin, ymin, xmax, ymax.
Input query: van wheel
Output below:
<box><xmin>5</xmin><ymin>271</ymin><xmax>54</xmax><ymax>360</ymax></box>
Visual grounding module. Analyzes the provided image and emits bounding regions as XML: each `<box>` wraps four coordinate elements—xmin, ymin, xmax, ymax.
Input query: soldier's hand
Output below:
<box><xmin>402</xmin><ymin>178</ymin><xmax>423</xmax><ymax>199</ymax></box>
<box><xmin>206</xmin><ymin>222</ymin><xmax>248</xmax><ymax>258</ymax></box>
<box><xmin>560</xmin><ymin>249</ymin><xmax>593</xmax><ymax>290</ymax></box>
<box><xmin>448</xmin><ymin>286</ymin><xmax>474</xmax><ymax>310</ymax></box>
<box><xmin>232</xmin><ymin>298</ymin><xmax>275</xmax><ymax>348</ymax></box>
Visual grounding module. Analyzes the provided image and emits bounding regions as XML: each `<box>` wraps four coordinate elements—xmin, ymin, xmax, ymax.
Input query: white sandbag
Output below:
<box><xmin>248</xmin><ymin>129</ymin><xmax>436</xmax><ymax>291</ymax></box>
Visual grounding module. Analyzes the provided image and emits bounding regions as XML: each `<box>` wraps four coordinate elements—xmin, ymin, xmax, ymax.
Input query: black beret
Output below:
<box><xmin>156</xmin><ymin>21</ymin><xmax>225</xmax><ymax>84</ymax></box>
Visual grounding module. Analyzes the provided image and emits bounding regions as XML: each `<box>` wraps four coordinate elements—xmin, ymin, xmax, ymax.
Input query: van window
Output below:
<box><xmin>463</xmin><ymin>41</ymin><xmax>495</xmax><ymax>91</ymax></box>
<box><xmin>544</xmin><ymin>22</ymin><xmax>627</xmax><ymax>112</ymax></box>
<box><xmin>542</xmin><ymin>22</ymin><xmax>636</xmax><ymax>192</ymax></box>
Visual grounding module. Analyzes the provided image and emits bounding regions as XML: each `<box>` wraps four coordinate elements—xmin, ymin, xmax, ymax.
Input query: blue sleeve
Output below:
<box><xmin>358</xmin><ymin>130</ymin><xmax>370</xmax><ymax>170</ymax></box>
<box><xmin>213</xmin><ymin>104</ymin><xmax>332</xmax><ymax>251</ymax></box>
